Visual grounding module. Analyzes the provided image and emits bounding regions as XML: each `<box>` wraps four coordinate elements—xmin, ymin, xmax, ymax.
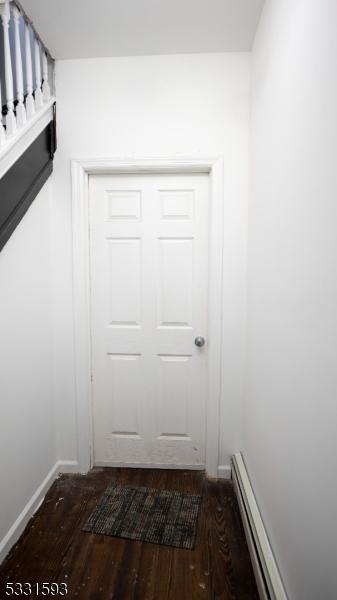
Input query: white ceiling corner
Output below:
<box><xmin>19</xmin><ymin>0</ymin><xmax>264</xmax><ymax>60</ymax></box>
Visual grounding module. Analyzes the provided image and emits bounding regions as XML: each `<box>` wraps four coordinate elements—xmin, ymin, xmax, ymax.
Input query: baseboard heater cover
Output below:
<box><xmin>231</xmin><ymin>453</ymin><xmax>288</xmax><ymax>600</ymax></box>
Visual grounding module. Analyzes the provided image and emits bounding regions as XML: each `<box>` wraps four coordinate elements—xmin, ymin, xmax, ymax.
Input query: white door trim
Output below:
<box><xmin>71</xmin><ymin>157</ymin><xmax>224</xmax><ymax>477</ymax></box>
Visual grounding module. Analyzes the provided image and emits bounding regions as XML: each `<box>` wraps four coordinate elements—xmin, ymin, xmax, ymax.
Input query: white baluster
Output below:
<box><xmin>0</xmin><ymin>0</ymin><xmax>17</xmax><ymax>136</ymax></box>
<box><xmin>13</xmin><ymin>5</ymin><xmax>26</xmax><ymax>127</ymax></box>
<box><xmin>42</xmin><ymin>52</ymin><xmax>50</xmax><ymax>101</ymax></box>
<box><xmin>0</xmin><ymin>76</ymin><xmax>7</xmax><ymax>146</ymax></box>
<box><xmin>25</xmin><ymin>22</ymin><xmax>35</xmax><ymax>118</ymax></box>
<box><xmin>34</xmin><ymin>37</ymin><xmax>43</xmax><ymax>109</ymax></box>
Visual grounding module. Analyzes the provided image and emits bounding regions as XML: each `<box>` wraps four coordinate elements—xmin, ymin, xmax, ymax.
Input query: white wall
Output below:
<box><xmin>0</xmin><ymin>180</ymin><xmax>57</xmax><ymax>553</ymax></box>
<box><xmin>53</xmin><ymin>53</ymin><xmax>250</xmax><ymax>471</ymax></box>
<box><xmin>245</xmin><ymin>1</ymin><xmax>337</xmax><ymax>598</ymax></box>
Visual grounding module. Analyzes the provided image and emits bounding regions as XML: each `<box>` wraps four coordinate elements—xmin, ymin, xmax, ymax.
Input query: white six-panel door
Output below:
<box><xmin>89</xmin><ymin>173</ymin><xmax>209</xmax><ymax>467</ymax></box>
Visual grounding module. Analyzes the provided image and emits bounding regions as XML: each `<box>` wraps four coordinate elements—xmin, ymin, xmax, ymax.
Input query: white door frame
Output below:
<box><xmin>71</xmin><ymin>157</ymin><xmax>224</xmax><ymax>477</ymax></box>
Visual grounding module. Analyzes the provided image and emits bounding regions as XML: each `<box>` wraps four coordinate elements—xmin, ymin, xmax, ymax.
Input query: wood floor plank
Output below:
<box><xmin>0</xmin><ymin>468</ymin><xmax>258</xmax><ymax>600</ymax></box>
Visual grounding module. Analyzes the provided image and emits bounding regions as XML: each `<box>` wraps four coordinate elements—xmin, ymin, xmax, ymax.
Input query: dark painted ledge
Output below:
<box><xmin>0</xmin><ymin>108</ymin><xmax>56</xmax><ymax>252</ymax></box>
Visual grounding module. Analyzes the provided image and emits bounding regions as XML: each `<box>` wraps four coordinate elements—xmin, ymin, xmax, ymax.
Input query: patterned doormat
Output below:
<box><xmin>82</xmin><ymin>483</ymin><xmax>202</xmax><ymax>549</ymax></box>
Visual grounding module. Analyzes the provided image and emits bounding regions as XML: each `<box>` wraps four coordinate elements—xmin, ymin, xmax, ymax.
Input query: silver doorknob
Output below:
<box><xmin>195</xmin><ymin>336</ymin><xmax>205</xmax><ymax>347</ymax></box>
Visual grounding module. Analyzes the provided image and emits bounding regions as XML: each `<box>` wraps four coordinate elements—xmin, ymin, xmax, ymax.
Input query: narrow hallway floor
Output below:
<box><xmin>0</xmin><ymin>468</ymin><xmax>258</xmax><ymax>599</ymax></box>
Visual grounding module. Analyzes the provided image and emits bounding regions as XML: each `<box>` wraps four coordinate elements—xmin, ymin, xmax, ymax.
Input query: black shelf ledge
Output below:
<box><xmin>0</xmin><ymin>110</ymin><xmax>56</xmax><ymax>253</ymax></box>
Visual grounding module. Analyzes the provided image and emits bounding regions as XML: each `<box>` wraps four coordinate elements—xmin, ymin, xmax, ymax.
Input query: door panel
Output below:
<box><xmin>89</xmin><ymin>173</ymin><xmax>209</xmax><ymax>467</ymax></box>
<box><xmin>157</xmin><ymin>238</ymin><xmax>193</xmax><ymax>327</ymax></box>
<box><xmin>107</xmin><ymin>237</ymin><xmax>142</xmax><ymax>326</ymax></box>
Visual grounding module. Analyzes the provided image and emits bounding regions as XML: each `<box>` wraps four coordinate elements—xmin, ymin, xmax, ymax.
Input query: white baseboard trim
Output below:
<box><xmin>217</xmin><ymin>464</ymin><xmax>231</xmax><ymax>479</ymax></box>
<box><xmin>231</xmin><ymin>453</ymin><xmax>288</xmax><ymax>600</ymax></box>
<box><xmin>0</xmin><ymin>459</ymin><xmax>82</xmax><ymax>566</ymax></box>
<box><xmin>57</xmin><ymin>460</ymin><xmax>81</xmax><ymax>474</ymax></box>
<box><xmin>0</xmin><ymin>462</ymin><xmax>59</xmax><ymax>565</ymax></box>
<box><xmin>94</xmin><ymin>461</ymin><xmax>205</xmax><ymax>470</ymax></box>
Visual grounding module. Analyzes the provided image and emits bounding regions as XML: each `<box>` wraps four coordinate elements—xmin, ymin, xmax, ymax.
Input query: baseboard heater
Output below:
<box><xmin>231</xmin><ymin>453</ymin><xmax>288</xmax><ymax>600</ymax></box>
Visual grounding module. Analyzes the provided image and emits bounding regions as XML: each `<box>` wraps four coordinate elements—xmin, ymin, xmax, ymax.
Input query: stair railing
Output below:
<box><xmin>0</xmin><ymin>0</ymin><xmax>54</xmax><ymax>151</ymax></box>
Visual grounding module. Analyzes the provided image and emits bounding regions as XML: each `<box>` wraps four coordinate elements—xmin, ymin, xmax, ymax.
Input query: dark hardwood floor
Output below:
<box><xmin>0</xmin><ymin>468</ymin><xmax>258</xmax><ymax>599</ymax></box>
